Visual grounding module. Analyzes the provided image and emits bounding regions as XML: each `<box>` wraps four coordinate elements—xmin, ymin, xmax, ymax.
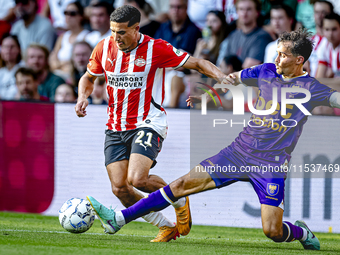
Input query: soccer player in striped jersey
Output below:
<box><xmin>87</xmin><ymin>28</ymin><xmax>340</xmax><ymax>250</ymax></box>
<box><xmin>75</xmin><ymin>5</ymin><xmax>228</xmax><ymax>242</ymax></box>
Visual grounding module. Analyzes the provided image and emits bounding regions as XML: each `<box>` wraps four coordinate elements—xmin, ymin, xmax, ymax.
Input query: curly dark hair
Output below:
<box><xmin>110</xmin><ymin>5</ymin><xmax>141</xmax><ymax>27</ymax></box>
<box><xmin>277</xmin><ymin>28</ymin><xmax>314</xmax><ymax>64</ymax></box>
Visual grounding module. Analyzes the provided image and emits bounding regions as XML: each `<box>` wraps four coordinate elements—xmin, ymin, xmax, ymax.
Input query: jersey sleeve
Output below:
<box><xmin>154</xmin><ymin>40</ymin><xmax>190</xmax><ymax>69</ymax></box>
<box><xmin>240</xmin><ymin>64</ymin><xmax>265</xmax><ymax>87</ymax></box>
<box><xmin>87</xmin><ymin>40</ymin><xmax>105</xmax><ymax>76</ymax></box>
<box><xmin>310</xmin><ymin>80</ymin><xmax>337</xmax><ymax>106</ymax></box>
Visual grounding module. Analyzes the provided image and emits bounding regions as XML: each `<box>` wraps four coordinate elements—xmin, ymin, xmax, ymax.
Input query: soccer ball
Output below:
<box><xmin>59</xmin><ymin>198</ymin><xmax>95</xmax><ymax>233</ymax></box>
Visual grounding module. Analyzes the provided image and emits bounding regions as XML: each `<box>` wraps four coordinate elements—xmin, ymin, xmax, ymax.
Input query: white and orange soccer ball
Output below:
<box><xmin>59</xmin><ymin>198</ymin><xmax>95</xmax><ymax>233</ymax></box>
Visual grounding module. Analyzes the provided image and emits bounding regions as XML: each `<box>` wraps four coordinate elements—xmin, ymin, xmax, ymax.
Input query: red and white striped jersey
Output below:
<box><xmin>309</xmin><ymin>34</ymin><xmax>327</xmax><ymax>77</ymax></box>
<box><xmin>87</xmin><ymin>33</ymin><xmax>189</xmax><ymax>138</ymax></box>
<box><xmin>317</xmin><ymin>38</ymin><xmax>340</xmax><ymax>77</ymax></box>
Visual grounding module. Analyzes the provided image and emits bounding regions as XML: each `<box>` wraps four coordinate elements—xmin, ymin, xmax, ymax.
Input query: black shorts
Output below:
<box><xmin>104</xmin><ymin>127</ymin><xmax>164</xmax><ymax>168</ymax></box>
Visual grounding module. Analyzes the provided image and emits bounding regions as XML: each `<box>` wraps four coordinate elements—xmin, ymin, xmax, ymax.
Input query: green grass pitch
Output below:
<box><xmin>1</xmin><ymin>212</ymin><xmax>340</xmax><ymax>255</ymax></box>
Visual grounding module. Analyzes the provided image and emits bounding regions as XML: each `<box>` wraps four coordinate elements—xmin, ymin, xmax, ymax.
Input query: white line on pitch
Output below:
<box><xmin>0</xmin><ymin>229</ymin><xmax>270</xmax><ymax>242</ymax></box>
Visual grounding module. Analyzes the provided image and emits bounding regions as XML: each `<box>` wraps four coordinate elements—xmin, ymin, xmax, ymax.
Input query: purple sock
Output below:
<box><xmin>121</xmin><ymin>185</ymin><xmax>176</xmax><ymax>224</ymax></box>
<box><xmin>282</xmin><ymin>221</ymin><xmax>304</xmax><ymax>242</ymax></box>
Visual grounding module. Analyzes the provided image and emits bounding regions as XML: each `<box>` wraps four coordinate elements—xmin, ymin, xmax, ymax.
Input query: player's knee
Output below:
<box><xmin>263</xmin><ymin>225</ymin><xmax>282</xmax><ymax>241</ymax></box>
<box><xmin>111</xmin><ymin>183</ymin><xmax>130</xmax><ymax>198</ymax></box>
<box><xmin>128</xmin><ymin>177</ymin><xmax>147</xmax><ymax>191</ymax></box>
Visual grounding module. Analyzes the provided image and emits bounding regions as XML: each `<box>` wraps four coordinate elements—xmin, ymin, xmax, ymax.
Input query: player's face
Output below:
<box><xmin>275</xmin><ymin>42</ymin><xmax>302</xmax><ymax>76</ymax></box>
<box><xmin>314</xmin><ymin>2</ymin><xmax>331</xmax><ymax>28</ymax></box>
<box><xmin>110</xmin><ymin>21</ymin><xmax>140</xmax><ymax>52</ymax></box>
<box><xmin>16</xmin><ymin>73</ymin><xmax>38</xmax><ymax>99</ymax></box>
<box><xmin>323</xmin><ymin>19</ymin><xmax>340</xmax><ymax>47</ymax></box>
<box><xmin>270</xmin><ymin>9</ymin><xmax>292</xmax><ymax>35</ymax></box>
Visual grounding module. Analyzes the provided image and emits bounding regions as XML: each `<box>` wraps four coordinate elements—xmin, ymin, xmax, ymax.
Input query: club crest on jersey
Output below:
<box><xmin>135</xmin><ymin>57</ymin><xmax>146</xmax><ymax>67</ymax></box>
<box><xmin>173</xmin><ymin>47</ymin><xmax>183</xmax><ymax>56</ymax></box>
<box><xmin>267</xmin><ymin>183</ymin><xmax>279</xmax><ymax>196</ymax></box>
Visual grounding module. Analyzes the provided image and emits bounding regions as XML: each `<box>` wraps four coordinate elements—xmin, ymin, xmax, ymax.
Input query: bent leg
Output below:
<box><xmin>261</xmin><ymin>204</ymin><xmax>307</xmax><ymax>243</ymax></box>
<box><xmin>261</xmin><ymin>204</ymin><xmax>284</xmax><ymax>241</ymax></box>
<box><xmin>128</xmin><ymin>153</ymin><xmax>167</xmax><ymax>193</ymax></box>
<box><xmin>107</xmin><ymin>160</ymin><xmax>144</xmax><ymax>207</ymax></box>
<box><xmin>170</xmin><ymin>165</ymin><xmax>217</xmax><ymax>198</ymax></box>
<box><xmin>120</xmin><ymin>164</ymin><xmax>216</xmax><ymax>224</ymax></box>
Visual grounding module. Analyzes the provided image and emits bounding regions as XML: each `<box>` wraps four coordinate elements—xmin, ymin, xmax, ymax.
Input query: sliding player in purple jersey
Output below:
<box><xmin>86</xmin><ymin>29</ymin><xmax>340</xmax><ymax>250</ymax></box>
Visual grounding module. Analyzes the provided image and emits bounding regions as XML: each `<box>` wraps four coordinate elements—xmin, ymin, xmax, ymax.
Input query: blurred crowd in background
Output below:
<box><xmin>1</xmin><ymin>0</ymin><xmax>340</xmax><ymax>115</ymax></box>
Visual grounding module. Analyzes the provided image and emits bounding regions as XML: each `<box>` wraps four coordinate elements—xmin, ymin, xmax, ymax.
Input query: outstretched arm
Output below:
<box><xmin>183</xmin><ymin>56</ymin><xmax>242</xmax><ymax>107</ymax></box>
<box><xmin>75</xmin><ymin>72</ymin><xmax>97</xmax><ymax>117</ymax></box>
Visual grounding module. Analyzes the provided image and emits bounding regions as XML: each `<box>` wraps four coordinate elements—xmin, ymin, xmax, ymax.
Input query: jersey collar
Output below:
<box><xmin>281</xmin><ymin>71</ymin><xmax>309</xmax><ymax>82</ymax></box>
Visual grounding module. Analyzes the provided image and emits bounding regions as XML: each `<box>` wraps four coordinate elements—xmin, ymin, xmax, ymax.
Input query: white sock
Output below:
<box><xmin>300</xmin><ymin>228</ymin><xmax>308</xmax><ymax>241</ymax></box>
<box><xmin>142</xmin><ymin>212</ymin><xmax>175</xmax><ymax>228</ymax></box>
<box><xmin>115</xmin><ymin>211</ymin><xmax>126</xmax><ymax>228</ymax></box>
<box><xmin>172</xmin><ymin>197</ymin><xmax>186</xmax><ymax>209</ymax></box>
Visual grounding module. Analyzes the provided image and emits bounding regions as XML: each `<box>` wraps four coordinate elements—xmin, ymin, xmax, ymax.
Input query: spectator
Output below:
<box><xmin>314</xmin><ymin>12</ymin><xmax>340</xmax><ymax>115</ymax></box>
<box><xmin>25</xmin><ymin>43</ymin><xmax>65</xmax><ymax>101</ymax></box>
<box><xmin>68</xmin><ymin>41</ymin><xmax>92</xmax><ymax>86</ymax></box>
<box><xmin>124</xmin><ymin>0</ymin><xmax>160</xmax><ymax>37</ymax></box>
<box><xmin>260</xmin><ymin>0</ymin><xmax>297</xmax><ymax>26</ymax></box>
<box><xmin>295</xmin><ymin>0</ymin><xmax>315</xmax><ymax>33</ymax></box>
<box><xmin>217</xmin><ymin>0</ymin><xmax>238</xmax><ymax>24</ymax></box>
<box><xmin>15</xmin><ymin>67</ymin><xmax>49</xmax><ymax>101</ymax></box>
<box><xmin>41</xmin><ymin>0</ymin><xmax>76</xmax><ymax>33</ymax></box>
<box><xmin>316</xmin><ymin>13</ymin><xmax>340</xmax><ymax>78</ymax></box>
<box><xmin>0</xmin><ymin>0</ymin><xmax>15</xmax><ymax>42</ymax></box>
<box><xmin>187</xmin><ymin>0</ymin><xmax>217</xmax><ymax>29</ymax></box>
<box><xmin>0</xmin><ymin>34</ymin><xmax>23</xmax><ymax>100</ymax></box>
<box><xmin>217</xmin><ymin>0</ymin><xmax>273</xmax><ymax>68</ymax></box>
<box><xmin>85</xmin><ymin>0</ymin><xmax>114</xmax><ymax>48</ymax></box>
<box><xmin>11</xmin><ymin>0</ymin><xmax>55</xmax><ymax>52</ymax></box>
<box><xmin>154</xmin><ymin>0</ymin><xmax>201</xmax><ymax>55</ymax></box>
<box><xmin>54</xmin><ymin>83</ymin><xmax>77</xmax><ymax>102</ymax></box>
<box><xmin>194</xmin><ymin>10</ymin><xmax>229</xmax><ymax>64</ymax></box>
<box><xmin>49</xmin><ymin>1</ymin><xmax>89</xmax><ymax>74</ymax></box>
<box><xmin>264</xmin><ymin>4</ymin><xmax>294</xmax><ymax>63</ymax></box>
<box><xmin>306</xmin><ymin>0</ymin><xmax>333</xmax><ymax>76</ymax></box>
<box><xmin>88</xmin><ymin>76</ymin><xmax>107</xmax><ymax>104</ymax></box>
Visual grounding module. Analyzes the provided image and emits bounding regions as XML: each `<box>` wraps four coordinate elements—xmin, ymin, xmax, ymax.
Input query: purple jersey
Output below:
<box><xmin>231</xmin><ymin>63</ymin><xmax>336</xmax><ymax>165</ymax></box>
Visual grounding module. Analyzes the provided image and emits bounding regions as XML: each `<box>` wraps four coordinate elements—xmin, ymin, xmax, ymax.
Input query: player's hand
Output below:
<box><xmin>221</xmin><ymin>74</ymin><xmax>236</xmax><ymax>93</ymax></box>
<box><xmin>186</xmin><ymin>94</ymin><xmax>207</xmax><ymax>108</ymax></box>
<box><xmin>75</xmin><ymin>99</ymin><xmax>89</xmax><ymax>117</ymax></box>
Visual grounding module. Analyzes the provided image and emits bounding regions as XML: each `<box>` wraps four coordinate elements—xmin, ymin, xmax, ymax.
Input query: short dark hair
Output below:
<box><xmin>69</xmin><ymin>1</ymin><xmax>84</xmax><ymax>16</ymax></box>
<box><xmin>277</xmin><ymin>28</ymin><xmax>314</xmax><ymax>64</ymax></box>
<box><xmin>90</xmin><ymin>0</ymin><xmax>114</xmax><ymax>16</ymax></box>
<box><xmin>236</xmin><ymin>0</ymin><xmax>261</xmax><ymax>12</ymax></box>
<box><xmin>110</xmin><ymin>5</ymin><xmax>141</xmax><ymax>26</ymax></box>
<box><xmin>223</xmin><ymin>55</ymin><xmax>242</xmax><ymax>72</ymax></box>
<box><xmin>324</xmin><ymin>12</ymin><xmax>340</xmax><ymax>26</ymax></box>
<box><xmin>271</xmin><ymin>4</ymin><xmax>295</xmax><ymax>19</ymax></box>
<box><xmin>313</xmin><ymin>0</ymin><xmax>334</xmax><ymax>13</ymax></box>
<box><xmin>15</xmin><ymin>67</ymin><xmax>38</xmax><ymax>81</ymax></box>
